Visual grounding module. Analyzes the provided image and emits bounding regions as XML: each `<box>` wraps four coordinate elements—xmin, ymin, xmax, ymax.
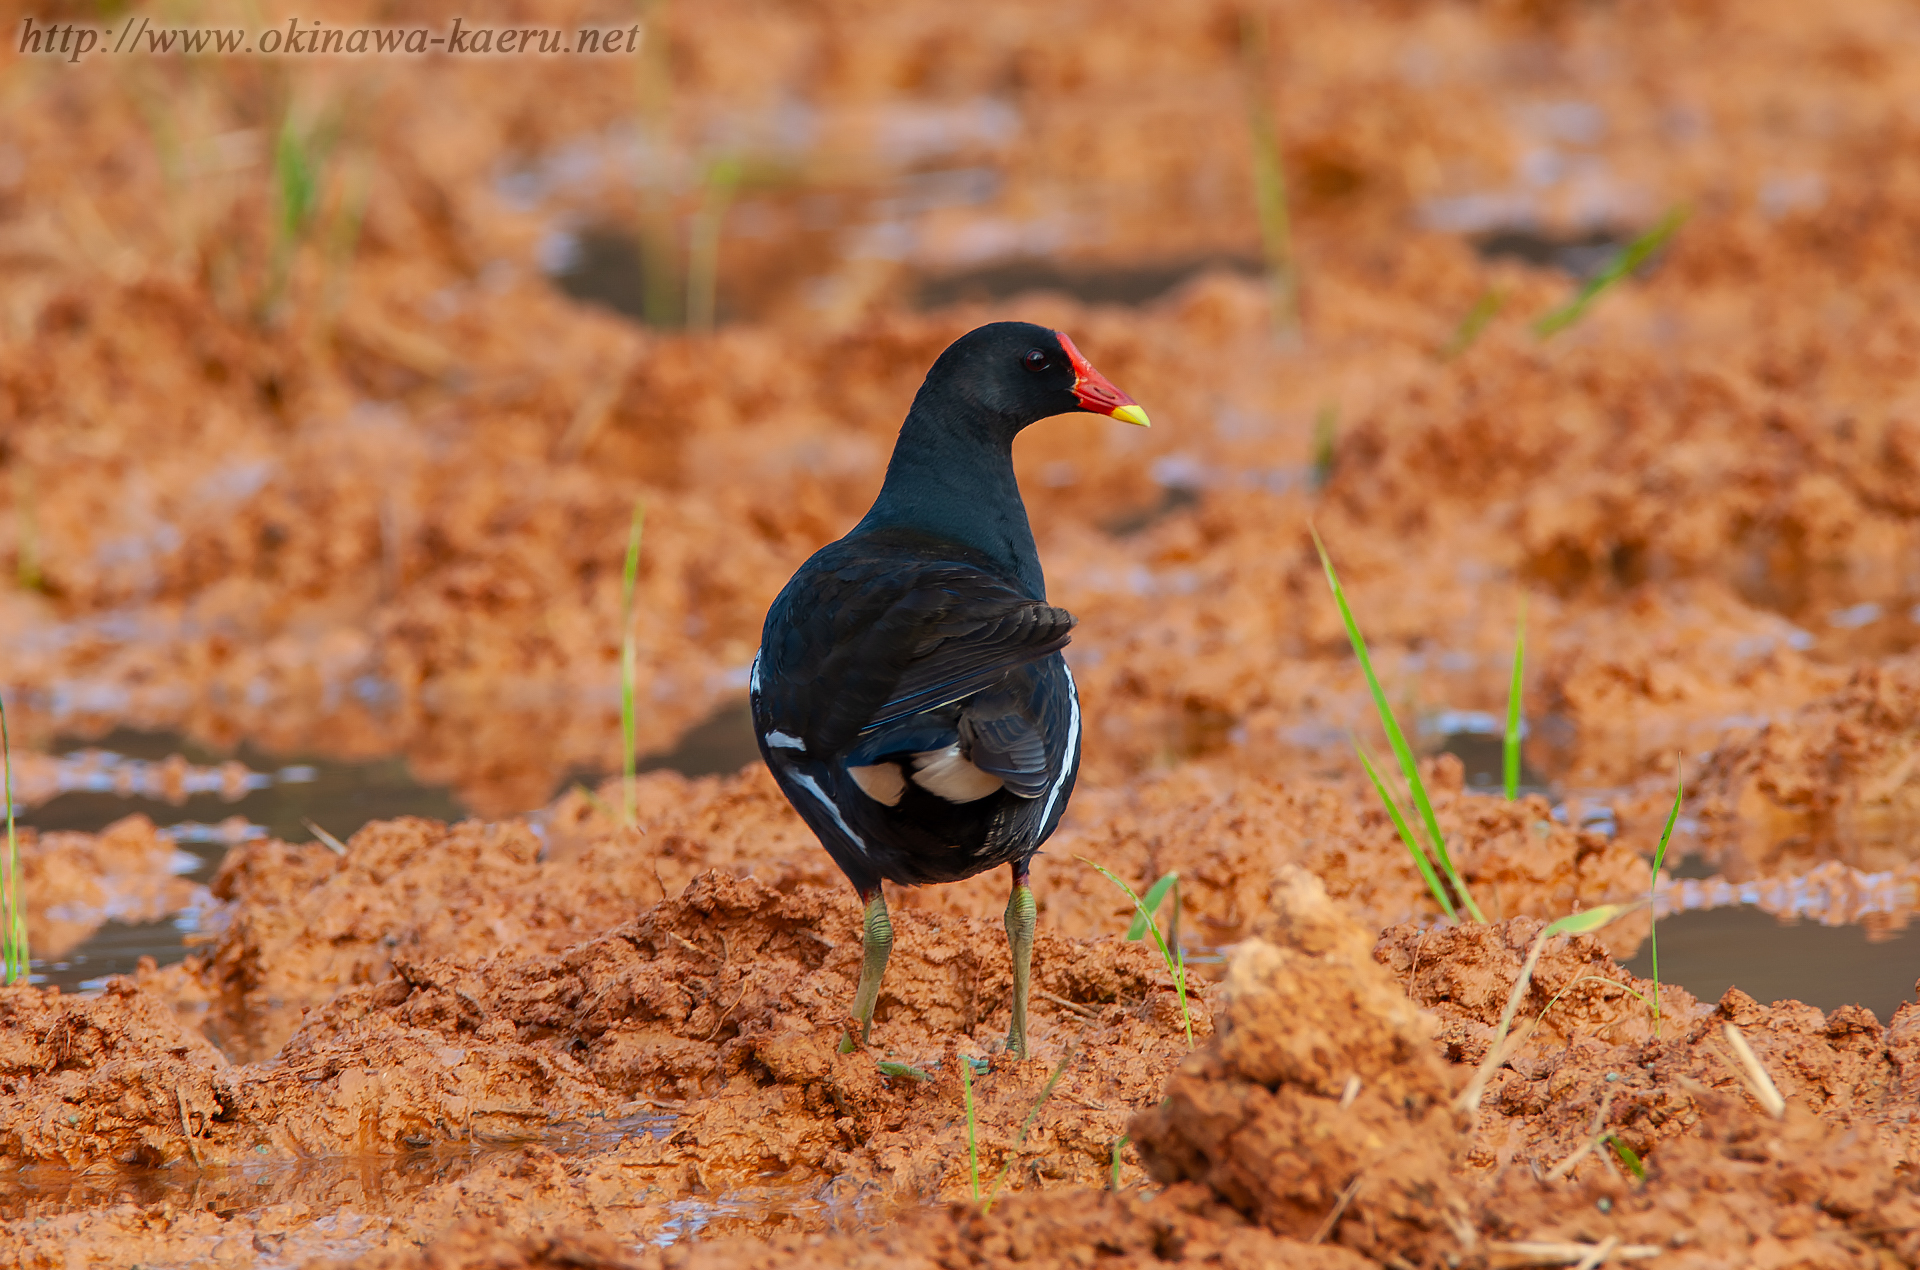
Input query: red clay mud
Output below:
<box><xmin>1696</xmin><ymin>654</ymin><xmax>1920</xmax><ymax>879</ymax></box>
<box><xmin>7</xmin><ymin>0</ymin><xmax>1920</xmax><ymax>1265</ymax></box>
<box><xmin>14</xmin><ymin>815</ymin><xmax>198</xmax><ymax>960</ymax></box>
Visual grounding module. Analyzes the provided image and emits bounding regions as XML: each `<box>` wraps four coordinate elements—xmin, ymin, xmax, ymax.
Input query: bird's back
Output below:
<box><xmin>752</xmin><ymin>527</ymin><xmax>1081</xmax><ymax>891</ymax></box>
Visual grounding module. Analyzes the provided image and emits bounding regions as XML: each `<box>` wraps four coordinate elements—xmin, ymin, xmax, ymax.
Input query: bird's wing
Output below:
<box><xmin>757</xmin><ymin>546</ymin><xmax>1074</xmax><ymax>756</ymax></box>
<box><xmin>858</xmin><ymin>585</ymin><xmax>1075</xmax><ymax>734</ymax></box>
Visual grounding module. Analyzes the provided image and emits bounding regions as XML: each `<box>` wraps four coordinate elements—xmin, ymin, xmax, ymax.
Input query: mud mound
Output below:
<box><xmin>1130</xmin><ymin>868</ymin><xmax>1468</xmax><ymax>1263</ymax></box>
<box><xmin>1696</xmin><ymin>654</ymin><xmax>1920</xmax><ymax>877</ymax></box>
<box><xmin>15</xmin><ymin>870</ymin><xmax>1205</xmax><ymax>1191</ymax></box>
<box><xmin>334</xmin><ymin>1187</ymin><xmax>1372</xmax><ymax>1270</ymax></box>
<box><xmin>967</xmin><ymin>760</ymin><xmax>1651</xmax><ymax>957</ymax></box>
<box><xmin>173</xmin><ymin>763</ymin><xmax>1651</xmax><ymax>1062</ymax></box>
<box><xmin>1379</xmin><ymin>918</ymin><xmax>1920</xmax><ymax>1175</ymax></box>
<box><xmin>0</xmin><ymin>977</ymin><xmax>228</xmax><ymax>1170</ymax></box>
<box><xmin>16</xmin><ymin>814</ymin><xmax>197</xmax><ymax>960</ymax></box>
<box><xmin>289</xmin><ymin>870</ymin><xmax>1206</xmax><ymax>1201</ymax></box>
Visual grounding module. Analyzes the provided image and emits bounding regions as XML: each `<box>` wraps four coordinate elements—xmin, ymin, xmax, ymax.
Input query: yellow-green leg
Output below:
<box><xmin>846</xmin><ymin>887</ymin><xmax>893</xmax><ymax>1049</ymax></box>
<box><xmin>1004</xmin><ymin>862</ymin><xmax>1036</xmax><ymax>1059</ymax></box>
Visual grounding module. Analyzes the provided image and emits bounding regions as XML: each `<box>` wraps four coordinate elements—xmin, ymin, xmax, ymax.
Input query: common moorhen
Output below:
<box><xmin>750</xmin><ymin>321</ymin><xmax>1149</xmax><ymax>1058</ymax></box>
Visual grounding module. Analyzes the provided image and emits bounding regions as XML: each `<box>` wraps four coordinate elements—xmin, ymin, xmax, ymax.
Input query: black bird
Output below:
<box><xmin>750</xmin><ymin>321</ymin><xmax>1149</xmax><ymax>1058</ymax></box>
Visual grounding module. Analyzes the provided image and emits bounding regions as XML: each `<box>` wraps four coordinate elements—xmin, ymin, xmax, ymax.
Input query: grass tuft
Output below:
<box><xmin>1505</xmin><ymin>598</ymin><xmax>1527</xmax><ymax>801</ymax></box>
<box><xmin>1110</xmin><ymin>1134</ymin><xmax>1130</xmax><ymax>1190</ymax></box>
<box><xmin>686</xmin><ymin>154</ymin><xmax>742</xmax><ymax>334</ymax></box>
<box><xmin>1648</xmin><ymin>763</ymin><xmax>1685</xmax><ymax>1039</ymax></box>
<box><xmin>1533</xmin><ymin>206</ymin><xmax>1688</xmax><ymax>338</ymax></box>
<box><xmin>1</xmin><ymin>693</ymin><xmax>24</xmax><ymax>984</ymax></box>
<box><xmin>11</xmin><ymin>468</ymin><xmax>41</xmax><ymax>594</ymax></box>
<box><xmin>1309</xmin><ymin>404</ymin><xmax>1338</xmax><ymax>491</ymax></box>
<box><xmin>619</xmin><ymin>499</ymin><xmax>648</xmax><ymax>827</ymax></box>
<box><xmin>1456</xmin><ymin>903</ymin><xmax>1632</xmax><ymax>1115</ymax></box>
<box><xmin>960</xmin><ymin>1052</ymin><xmax>981</xmax><ymax>1201</ymax></box>
<box><xmin>1312</xmin><ymin>528</ymin><xmax>1484</xmax><ymax>921</ymax></box>
<box><xmin>1125</xmin><ymin>871</ymin><xmax>1180</xmax><ymax>948</ymax></box>
<box><xmin>1239</xmin><ymin>10</ymin><xmax>1298</xmax><ymax>336</ymax></box>
<box><xmin>1443</xmin><ymin>286</ymin><xmax>1507</xmax><ymax>359</ymax></box>
<box><xmin>1080</xmin><ymin>858</ymin><xmax>1192</xmax><ymax>1048</ymax></box>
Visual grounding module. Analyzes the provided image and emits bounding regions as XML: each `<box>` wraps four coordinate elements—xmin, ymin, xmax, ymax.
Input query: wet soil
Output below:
<box><xmin>5</xmin><ymin>0</ymin><xmax>1920</xmax><ymax>1264</ymax></box>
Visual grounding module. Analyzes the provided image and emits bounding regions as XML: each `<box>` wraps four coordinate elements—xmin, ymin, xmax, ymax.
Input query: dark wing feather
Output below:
<box><xmin>959</xmin><ymin>689</ymin><xmax>1050</xmax><ymax>798</ymax></box>
<box><xmin>860</xmin><ymin>595</ymin><xmax>1074</xmax><ymax>733</ymax></box>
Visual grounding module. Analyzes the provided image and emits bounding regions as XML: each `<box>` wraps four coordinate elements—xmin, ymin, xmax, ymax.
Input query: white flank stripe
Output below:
<box><xmin>1036</xmin><ymin>664</ymin><xmax>1080</xmax><ymax>832</ymax></box>
<box><xmin>749</xmin><ymin>650</ymin><xmax>762</xmax><ymax>695</ymax></box>
<box><xmin>765</xmin><ymin>730</ymin><xmax>806</xmax><ymax>751</ymax></box>
<box><xmin>790</xmin><ymin>771</ymin><xmax>868</xmax><ymax>856</ymax></box>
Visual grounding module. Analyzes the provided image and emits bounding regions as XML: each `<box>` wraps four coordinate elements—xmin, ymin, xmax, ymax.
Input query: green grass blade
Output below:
<box><xmin>1309</xmin><ymin>403</ymin><xmax>1338</xmax><ymax>491</ymax></box>
<box><xmin>1505</xmin><ymin>598</ymin><xmax>1527</xmax><ymax>801</ymax></box>
<box><xmin>1110</xmin><ymin>1134</ymin><xmax>1129</xmax><ymax>1190</ymax></box>
<box><xmin>984</xmin><ymin>1046</ymin><xmax>1075</xmax><ymax>1211</ymax></box>
<box><xmin>1607</xmin><ymin>1136</ymin><xmax>1646</xmax><ymax>1180</ymax></box>
<box><xmin>960</xmin><ymin>1053</ymin><xmax>980</xmax><ymax>1201</ymax></box>
<box><xmin>1533</xmin><ymin>206</ymin><xmax>1688</xmax><ymax>337</ymax></box>
<box><xmin>1442</xmin><ymin>287</ymin><xmax>1506</xmax><ymax>360</ymax></box>
<box><xmin>1126</xmin><ymin>872</ymin><xmax>1180</xmax><ymax>941</ymax></box>
<box><xmin>1354</xmin><ymin>740</ymin><xmax>1454</xmax><ymax>920</ymax></box>
<box><xmin>619</xmin><ymin>499</ymin><xmax>647</xmax><ymax>827</ymax></box>
<box><xmin>1240</xmin><ymin>10</ymin><xmax>1297</xmax><ymax>336</ymax></box>
<box><xmin>1543</xmin><ymin>903</ymin><xmax>1632</xmax><ymax>939</ymax></box>
<box><xmin>1079</xmin><ymin>858</ymin><xmax>1193</xmax><ymax>1048</ymax></box>
<box><xmin>0</xmin><ymin>693</ymin><xmax>23</xmax><ymax>984</ymax></box>
<box><xmin>1649</xmin><ymin>764</ymin><xmax>1685</xmax><ymax>1039</ymax></box>
<box><xmin>1312</xmin><ymin>529</ymin><xmax>1485</xmax><ymax>921</ymax></box>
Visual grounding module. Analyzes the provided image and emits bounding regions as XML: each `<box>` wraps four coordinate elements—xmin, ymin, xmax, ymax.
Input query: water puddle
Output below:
<box><xmin>1623</xmin><ymin>906</ymin><xmax>1916</xmax><ymax>1024</ymax></box>
<box><xmin>1438</xmin><ymin>726</ymin><xmax>1920</xmax><ymax>1023</ymax></box>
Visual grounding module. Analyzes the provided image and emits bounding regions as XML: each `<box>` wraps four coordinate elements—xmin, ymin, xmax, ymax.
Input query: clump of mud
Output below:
<box><xmin>14</xmin><ymin>815</ymin><xmax>198</xmax><ymax>960</ymax></box>
<box><xmin>1696</xmin><ymin>653</ymin><xmax>1920</xmax><ymax>878</ymax></box>
<box><xmin>1131</xmin><ymin>869</ymin><xmax>1470</xmax><ymax>1262</ymax></box>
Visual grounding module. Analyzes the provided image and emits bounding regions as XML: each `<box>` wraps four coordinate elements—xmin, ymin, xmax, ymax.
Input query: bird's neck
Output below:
<box><xmin>853</xmin><ymin>408</ymin><xmax>1045</xmax><ymax>599</ymax></box>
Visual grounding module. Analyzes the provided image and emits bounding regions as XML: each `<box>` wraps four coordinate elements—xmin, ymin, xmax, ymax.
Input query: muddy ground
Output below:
<box><xmin>4</xmin><ymin>0</ymin><xmax>1920</xmax><ymax>1265</ymax></box>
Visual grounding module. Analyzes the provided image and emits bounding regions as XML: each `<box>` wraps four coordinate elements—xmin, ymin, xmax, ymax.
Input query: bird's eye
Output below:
<box><xmin>1022</xmin><ymin>348</ymin><xmax>1052</xmax><ymax>373</ymax></box>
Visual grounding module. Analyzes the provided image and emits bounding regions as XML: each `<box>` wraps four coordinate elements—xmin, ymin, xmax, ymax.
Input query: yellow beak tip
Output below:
<box><xmin>1111</xmin><ymin>404</ymin><xmax>1151</xmax><ymax>428</ymax></box>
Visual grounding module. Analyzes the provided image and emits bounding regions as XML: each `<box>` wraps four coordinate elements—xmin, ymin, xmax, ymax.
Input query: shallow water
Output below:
<box><xmin>20</xmin><ymin>704</ymin><xmax>760</xmax><ymax>991</ymax></box>
<box><xmin>22</xmin><ymin>710</ymin><xmax>1919</xmax><ymax>1024</ymax></box>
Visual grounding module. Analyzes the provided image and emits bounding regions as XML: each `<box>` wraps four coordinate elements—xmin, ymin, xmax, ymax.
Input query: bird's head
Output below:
<box><xmin>919</xmin><ymin>321</ymin><xmax>1151</xmax><ymax>434</ymax></box>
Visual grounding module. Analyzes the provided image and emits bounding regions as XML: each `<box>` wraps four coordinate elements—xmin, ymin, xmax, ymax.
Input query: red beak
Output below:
<box><xmin>1057</xmin><ymin>333</ymin><xmax>1151</xmax><ymax>427</ymax></box>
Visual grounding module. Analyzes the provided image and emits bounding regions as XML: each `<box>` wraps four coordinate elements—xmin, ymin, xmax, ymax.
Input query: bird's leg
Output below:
<box><xmin>846</xmin><ymin>886</ymin><xmax>893</xmax><ymax>1049</ymax></box>
<box><xmin>1004</xmin><ymin>861</ymin><xmax>1036</xmax><ymax>1059</ymax></box>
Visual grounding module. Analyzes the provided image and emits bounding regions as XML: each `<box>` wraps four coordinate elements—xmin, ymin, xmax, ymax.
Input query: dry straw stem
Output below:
<box><xmin>1544</xmin><ymin>1088</ymin><xmax>1615</xmax><ymax>1181</ymax></box>
<box><xmin>1309</xmin><ymin>1171</ymin><xmax>1365</xmax><ymax>1244</ymax></box>
<box><xmin>303</xmin><ymin>818</ymin><xmax>348</xmax><ymax>855</ymax></box>
<box><xmin>1718</xmin><ymin>1022</ymin><xmax>1787</xmax><ymax>1118</ymax></box>
<box><xmin>1456</xmin><ymin>905</ymin><xmax>1632</xmax><ymax>1116</ymax></box>
<box><xmin>1487</xmin><ymin>1240</ymin><xmax>1658</xmax><ymax>1266</ymax></box>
